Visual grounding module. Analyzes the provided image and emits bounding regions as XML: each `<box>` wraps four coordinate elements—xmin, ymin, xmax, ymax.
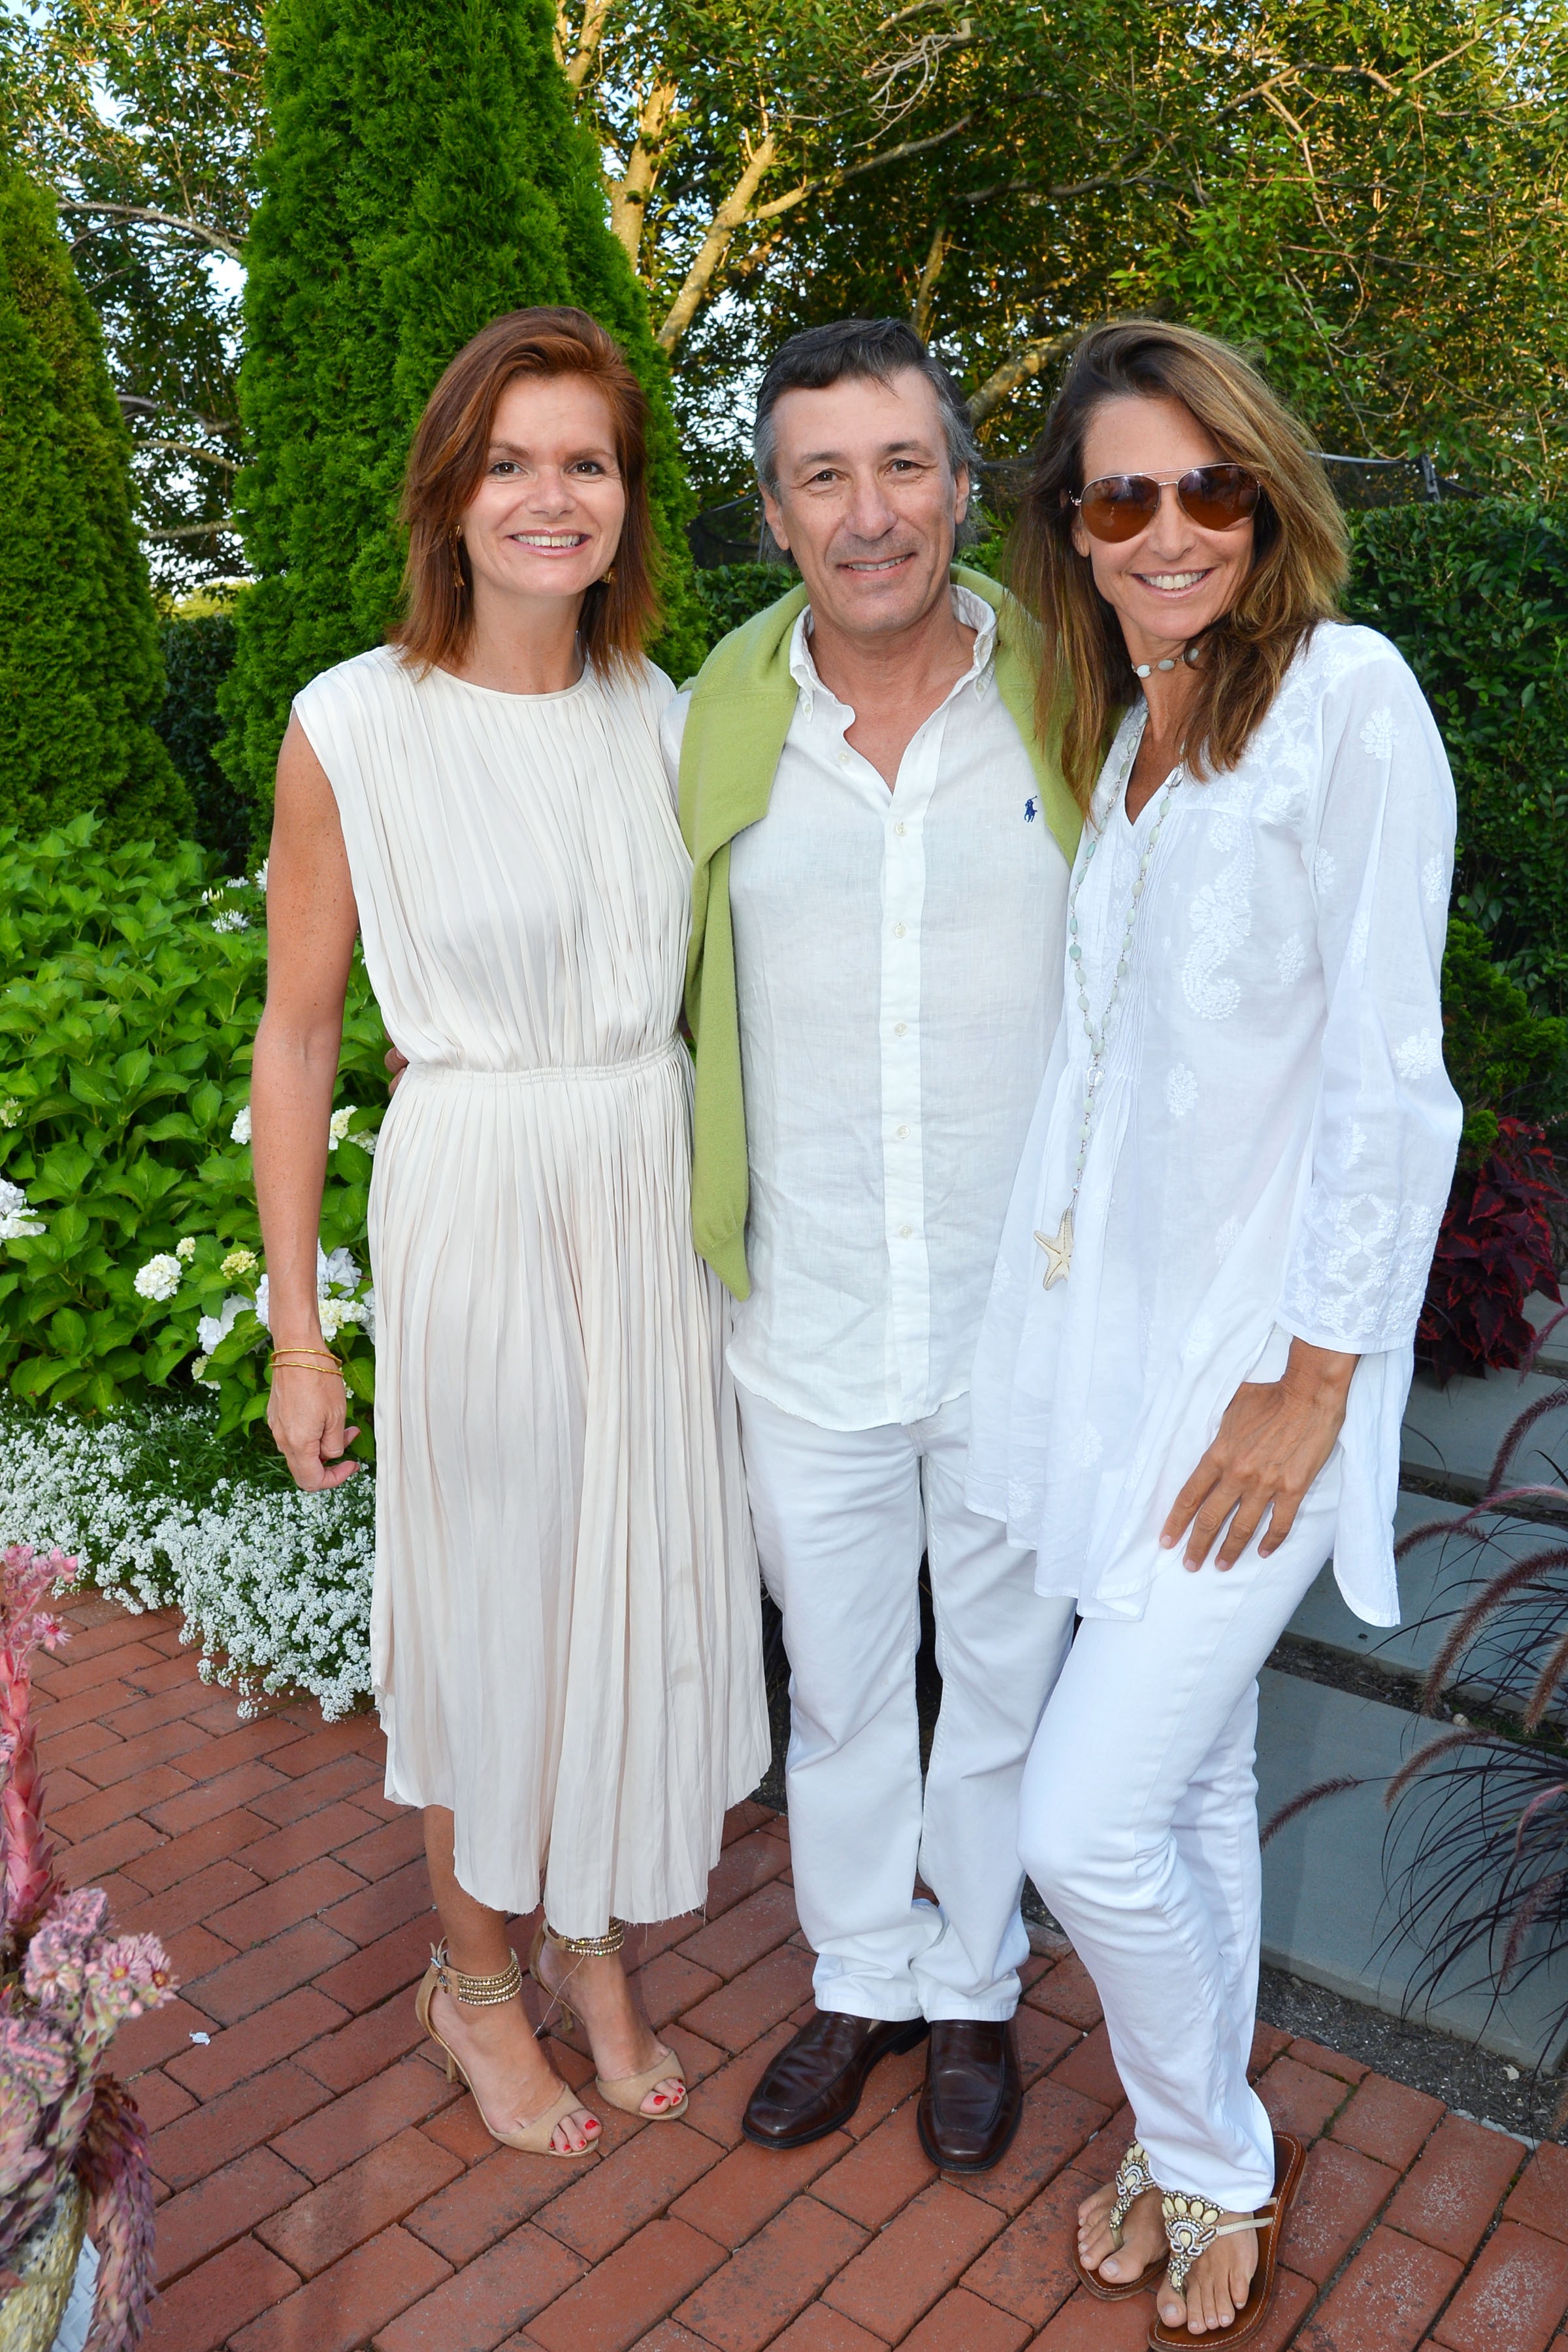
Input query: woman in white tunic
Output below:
<box><xmin>966</xmin><ymin>323</ymin><xmax>1460</xmax><ymax>2342</ymax></box>
<box><xmin>254</xmin><ymin>308</ymin><xmax>766</xmax><ymax>2159</ymax></box>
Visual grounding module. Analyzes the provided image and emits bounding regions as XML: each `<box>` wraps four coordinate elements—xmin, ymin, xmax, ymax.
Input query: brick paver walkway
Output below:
<box><xmin>31</xmin><ymin>1594</ymin><xmax>1568</xmax><ymax>2352</ymax></box>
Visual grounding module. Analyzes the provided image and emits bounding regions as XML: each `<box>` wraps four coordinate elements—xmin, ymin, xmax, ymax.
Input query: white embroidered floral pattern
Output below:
<box><xmin>1394</xmin><ymin>1029</ymin><xmax>1442</xmax><ymax>1081</ymax></box>
<box><xmin>1165</xmin><ymin>1064</ymin><xmax>1200</xmax><ymax>1119</ymax></box>
<box><xmin>1360</xmin><ymin>708</ymin><xmax>1396</xmax><ymax>760</ymax></box>
<box><xmin>1276</xmin><ymin>934</ymin><xmax>1307</xmax><ymax>987</ymax></box>
<box><xmin>1422</xmin><ymin>855</ymin><xmax>1447</xmax><ymax>907</ymax></box>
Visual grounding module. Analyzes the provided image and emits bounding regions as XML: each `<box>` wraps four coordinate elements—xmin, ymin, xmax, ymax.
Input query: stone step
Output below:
<box><xmin>1256</xmin><ymin>1666</ymin><xmax>1568</xmax><ymax>2069</ymax></box>
<box><xmin>1401</xmin><ymin>1360</ymin><xmax>1566</xmax><ymax>1499</ymax></box>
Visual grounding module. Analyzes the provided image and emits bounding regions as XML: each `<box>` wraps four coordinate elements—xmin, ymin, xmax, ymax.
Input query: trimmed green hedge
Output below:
<box><xmin>1345</xmin><ymin>502</ymin><xmax>1568</xmax><ymax>1019</ymax></box>
<box><xmin>155</xmin><ymin>612</ymin><xmax>255</xmax><ymax>873</ymax></box>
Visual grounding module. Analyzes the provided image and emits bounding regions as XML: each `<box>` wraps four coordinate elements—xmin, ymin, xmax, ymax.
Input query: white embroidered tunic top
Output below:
<box><xmin>662</xmin><ymin>585</ymin><xmax>1070</xmax><ymax>1429</ymax></box>
<box><xmin>966</xmin><ymin>623</ymin><xmax>1462</xmax><ymax>1626</ymax></box>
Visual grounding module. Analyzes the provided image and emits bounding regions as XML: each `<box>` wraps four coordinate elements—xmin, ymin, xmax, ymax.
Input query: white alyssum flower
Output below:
<box><xmin>0</xmin><ymin>1399</ymin><xmax>376</xmax><ymax>1720</ymax></box>
<box><xmin>221</xmin><ymin>1248</ymin><xmax>258</xmax><ymax>1280</ymax></box>
<box><xmin>231</xmin><ymin>1105</ymin><xmax>252</xmax><ymax>1145</ymax></box>
<box><xmin>175</xmin><ymin>1236</ymin><xmax>197</xmax><ymax>1261</ymax></box>
<box><xmin>134</xmin><ymin>1254</ymin><xmax>182</xmax><ymax>1302</ymax></box>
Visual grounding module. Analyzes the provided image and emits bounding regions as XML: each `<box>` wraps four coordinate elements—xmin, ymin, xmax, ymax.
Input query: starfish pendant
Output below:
<box><xmin>1033</xmin><ymin>1209</ymin><xmax>1073</xmax><ymax>1288</ymax></box>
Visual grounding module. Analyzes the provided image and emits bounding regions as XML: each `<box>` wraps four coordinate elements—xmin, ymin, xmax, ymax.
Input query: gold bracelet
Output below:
<box><xmin>268</xmin><ymin>1350</ymin><xmax>344</xmax><ymax>1377</ymax></box>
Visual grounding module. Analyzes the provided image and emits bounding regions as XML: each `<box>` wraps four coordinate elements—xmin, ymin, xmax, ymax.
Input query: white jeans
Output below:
<box><xmin>1019</xmin><ymin>1471</ymin><xmax>1339</xmax><ymax>2211</ymax></box>
<box><xmin>738</xmin><ymin>1383</ymin><xmax>1075</xmax><ymax>2021</ymax></box>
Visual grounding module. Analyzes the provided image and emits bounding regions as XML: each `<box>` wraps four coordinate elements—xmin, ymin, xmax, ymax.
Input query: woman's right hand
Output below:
<box><xmin>267</xmin><ymin>1364</ymin><xmax>361</xmax><ymax>1490</ymax></box>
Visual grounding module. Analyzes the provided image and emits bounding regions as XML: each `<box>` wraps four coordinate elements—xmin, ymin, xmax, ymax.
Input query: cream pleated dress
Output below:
<box><xmin>293</xmin><ymin>644</ymin><xmax>768</xmax><ymax>1934</ymax></box>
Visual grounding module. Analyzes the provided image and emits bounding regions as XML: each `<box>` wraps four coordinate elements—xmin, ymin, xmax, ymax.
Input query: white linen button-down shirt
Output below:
<box><xmin>661</xmin><ymin>584</ymin><xmax>1070</xmax><ymax>1430</ymax></box>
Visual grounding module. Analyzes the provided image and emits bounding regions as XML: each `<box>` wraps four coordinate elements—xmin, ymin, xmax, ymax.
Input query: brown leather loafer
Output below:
<box><xmin>742</xmin><ymin>2010</ymin><xmax>930</xmax><ymax>2150</ymax></box>
<box><xmin>917</xmin><ymin>2019</ymin><xmax>1022</xmax><ymax>2172</ymax></box>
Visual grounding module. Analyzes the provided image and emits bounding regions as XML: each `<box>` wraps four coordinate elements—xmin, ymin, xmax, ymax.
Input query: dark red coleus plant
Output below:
<box><xmin>1416</xmin><ymin>1118</ymin><xmax>1563</xmax><ymax>1384</ymax></box>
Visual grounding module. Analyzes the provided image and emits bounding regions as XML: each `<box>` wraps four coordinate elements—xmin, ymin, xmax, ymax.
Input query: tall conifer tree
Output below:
<box><xmin>221</xmin><ymin>0</ymin><xmax>706</xmax><ymax>810</ymax></box>
<box><xmin>0</xmin><ymin>167</ymin><xmax>188</xmax><ymax>842</ymax></box>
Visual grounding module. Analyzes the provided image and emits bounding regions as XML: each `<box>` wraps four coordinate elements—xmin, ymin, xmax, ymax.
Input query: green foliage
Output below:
<box><xmin>221</xmin><ymin>0</ymin><xmax>705</xmax><ymax>817</ymax></box>
<box><xmin>1438</xmin><ymin>919</ymin><xmax>1568</xmax><ymax>1168</ymax></box>
<box><xmin>1347</xmin><ymin>502</ymin><xmax>1568</xmax><ymax>1016</ymax></box>
<box><xmin>0</xmin><ymin>815</ymin><xmax>385</xmax><ymax>1446</ymax></box>
<box><xmin>155</xmin><ymin>610</ymin><xmax>256</xmax><ymax>872</ymax></box>
<box><xmin>0</xmin><ymin>163</ymin><xmax>191</xmax><ymax>845</ymax></box>
<box><xmin>692</xmin><ymin>562</ymin><xmax>794</xmax><ymax>646</ymax></box>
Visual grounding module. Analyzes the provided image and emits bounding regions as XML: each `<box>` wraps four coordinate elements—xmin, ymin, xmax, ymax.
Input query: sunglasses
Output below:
<box><xmin>1068</xmin><ymin>464</ymin><xmax>1262</xmax><ymax>543</ymax></box>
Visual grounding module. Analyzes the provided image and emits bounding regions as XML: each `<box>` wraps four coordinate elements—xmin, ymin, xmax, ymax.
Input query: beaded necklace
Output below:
<box><xmin>1034</xmin><ymin>721</ymin><xmax>1183</xmax><ymax>1287</ymax></box>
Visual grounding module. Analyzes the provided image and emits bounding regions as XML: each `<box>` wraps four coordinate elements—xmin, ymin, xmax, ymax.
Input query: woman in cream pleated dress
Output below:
<box><xmin>253</xmin><ymin>307</ymin><xmax>768</xmax><ymax>2159</ymax></box>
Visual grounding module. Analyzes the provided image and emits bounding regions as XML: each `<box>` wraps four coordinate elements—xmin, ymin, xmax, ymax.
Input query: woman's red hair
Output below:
<box><xmin>391</xmin><ymin>306</ymin><xmax>661</xmax><ymax>676</ymax></box>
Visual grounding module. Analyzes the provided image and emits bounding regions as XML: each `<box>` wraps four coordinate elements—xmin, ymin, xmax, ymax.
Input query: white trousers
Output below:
<box><xmin>1019</xmin><ymin>1472</ymin><xmax>1339</xmax><ymax>2211</ymax></box>
<box><xmin>738</xmin><ymin>1383</ymin><xmax>1076</xmax><ymax>2021</ymax></box>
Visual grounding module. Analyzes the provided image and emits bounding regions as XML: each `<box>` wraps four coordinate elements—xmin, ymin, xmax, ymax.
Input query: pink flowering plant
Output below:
<box><xmin>1</xmin><ymin>1543</ymin><xmax>174</xmax><ymax>2349</ymax></box>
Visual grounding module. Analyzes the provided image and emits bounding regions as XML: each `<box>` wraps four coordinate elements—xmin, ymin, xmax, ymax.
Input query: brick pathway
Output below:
<box><xmin>31</xmin><ymin>1595</ymin><xmax>1568</xmax><ymax>2352</ymax></box>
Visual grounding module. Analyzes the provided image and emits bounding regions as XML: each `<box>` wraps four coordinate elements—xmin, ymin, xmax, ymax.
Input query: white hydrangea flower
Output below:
<box><xmin>0</xmin><ymin>1177</ymin><xmax>25</xmax><ymax>1217</ymax></box>
<box><xmin>328</xmin><ymin>1106</ymin><xmax>355</xmax><ymax>1149</ymax></box>
<box><xmin>359</xmin><ymin>1130</ymin><xmax>378</xmax><ymax>1157</ymax></box>
<box><xmin>175</xmin><ymin>1236</ymin><xmax>197</xmax><ymax>1261</ymax></box>
<box><xmin>253</xmin><ymin>1273</ymin><xmax>270</xmax><ymax>1328</ymax></box>
<box><xmin>221</xmin><ymin>1247</ymin><xmax>259</xmax><ymax>1281</ymax></box>
<box><xmin>0</xmin><ymin>1100</ymin><xmax>21</xmax><ymax>1128</ymax></box>
<box><xmin>231</xmin><ymin>1105</ymin><xmax>252</xmax><ymax>1145</ymax></box>
<box><xmin>134</xmin><ymin>1254</ymin><xmax>182</xmax><ymax>1302</ymax></box>
<box><xmin>0</xmin><ymin>1211</ymin><xmax>45</xmax><ymax>1241</ymax></box>
<box><xmin>211</xmin><ymin>910</ymin><xmax>250</xmax><ymax>933</ymax></box>
<box><xmin>316</xmin><ymin>1296</ymin><xmax>348</xmax><ymax>1341</ymax></box>
<box><xmin>253</xmin><ymin>860</ymin><xmax>269</xmax><ymax>890</ymax></box>
<box><xmin>197</xmin><ymin>1294</ymin><xmax>251</xmax><ymax>1354</ymax></box>
<box><xmin>321</xmin><ymin>1246</ymin><xmax>361</xmax><ymax>1293</ymax></box>
<box><xmin>191</xmin><ymin>1354</ymin><xmax>216</xmax><ymax>1386</ymax></box>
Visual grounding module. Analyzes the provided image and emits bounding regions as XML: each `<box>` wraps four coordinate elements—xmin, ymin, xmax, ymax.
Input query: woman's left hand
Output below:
<box><xmin>1160</xmin><ymin>1339</ymin><xmax>1359</xmax><ymax>1570</ymax></box>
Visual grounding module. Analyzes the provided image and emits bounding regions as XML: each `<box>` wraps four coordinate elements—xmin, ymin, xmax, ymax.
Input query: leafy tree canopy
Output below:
<box><xmin>9</xmin><ymin>0</ymin><xmax>1565</xmax><ymax>553</ymax></box>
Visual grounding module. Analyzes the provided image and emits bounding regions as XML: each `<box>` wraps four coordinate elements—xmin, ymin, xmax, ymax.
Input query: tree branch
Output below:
<box><xmin>139</xmin><ymin>520</ymin><xmax>240</xmax><ymax>539</ymax></box>
<box><xmin>655</xmin><ymin>130</ymin><xmax>779</xmax><ymax>353</ymax></box>
<box><xmin>966</xmin><ymin>330</ymin><xmax>1077</xmax><ymax>429</ymax></box>
<box><xmin>139</xmin><ymin>440</ymin><xmax>240</xmax><ymax>471</ymax></box>
<box><xmin>911</xmin><ymin>221</ymin><xmax>949</xmax><ymax>340</ymax></box>
<box><xmin>609</xmin><ymin>76</ymin><xmax>678</xmax><ymax>263</ymax></box>
<box><xmin>56</xmin><ymin>201</ymin><xmax>243</xmax><ymax>260</ymax></box>
<box><xmin>563</xmin><ymin>0</ymin><xmax>614</xmax><ymax>92</ymax></box>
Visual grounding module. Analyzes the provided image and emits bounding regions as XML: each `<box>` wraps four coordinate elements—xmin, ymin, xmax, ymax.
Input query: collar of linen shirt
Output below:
<box><xmin>787</xmin><ymin>581</ymin><xmax>998</xmax><ymax>725</ymax></box>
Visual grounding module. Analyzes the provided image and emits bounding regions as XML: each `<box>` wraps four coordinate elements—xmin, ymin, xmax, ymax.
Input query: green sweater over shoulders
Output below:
<box><xmin>677</xmin><ymin>564</ymin><xmax>1079</xmax><ymax>1299</ymax></box>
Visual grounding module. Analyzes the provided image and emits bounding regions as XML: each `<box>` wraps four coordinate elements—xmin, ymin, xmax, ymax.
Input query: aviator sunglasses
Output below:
<box><xmin>1068</xmin><ymin>463</ymin><xmax>1262</xmax><ymax>543</ymax></box>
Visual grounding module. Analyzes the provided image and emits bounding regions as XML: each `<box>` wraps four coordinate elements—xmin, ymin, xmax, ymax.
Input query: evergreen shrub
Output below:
<box><xmin>155</xmin><ymin>611</ymin><xmax>254</xmax><ymax>872</ymax></box>
<box><xmin>0</xmin><ymin>817</ymin><xmax>383</xmax><ymax>1440</ymax></box>
<box><xmin>1346</xmin><ymin>502</ymin><xmax>1568</xmax><ymax>1016</ymax></box>
<box><xmin>0</xmin><ymin>167</ymin><xmax>190</xmax><ymax>845</ymax></box>
<box><xmin>222</xmin><ymin>0</ymin><xmax>706</xmax><ymax>824</ymax></box>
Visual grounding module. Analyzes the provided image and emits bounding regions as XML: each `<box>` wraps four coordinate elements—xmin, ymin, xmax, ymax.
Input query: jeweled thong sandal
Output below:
<box><xmin>1148</xmin><ymin>2130</ymin><xmax>1305</xmax><ymax>2348</ymax></box>
<box><xmin>1072</xmin><ymin>2140</ymin><xmax>1168</xmax><ymax>2301</ymax></box>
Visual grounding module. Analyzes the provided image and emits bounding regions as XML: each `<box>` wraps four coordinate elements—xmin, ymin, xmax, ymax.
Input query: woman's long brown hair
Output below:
<box><xmin>391</xmin><ymin>306</ymin><xmax>661</xmax><ymax>677</ymax></box>
<box><xmin>1010</xmin><ymin>321</ymin><xmax>1350</xmax><ymax>811</ymax></box>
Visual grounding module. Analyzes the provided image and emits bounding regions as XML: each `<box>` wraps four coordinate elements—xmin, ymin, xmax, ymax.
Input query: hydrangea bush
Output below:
<box><xmin>0</xmin><ymin>1399</ymin><xmax>375</xmax><ymax>1719</ymax></box>
<box><xmin>0</xmin><ymin>814</ymin><xmax>386</xmax><ymax>1454</ymax></box>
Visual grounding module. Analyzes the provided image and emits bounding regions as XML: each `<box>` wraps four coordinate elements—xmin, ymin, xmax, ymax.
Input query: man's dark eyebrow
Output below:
<box><xmin>793</xmin><ymin>438</ymin><xmax>938</xmax><ymax>468</ymax></box>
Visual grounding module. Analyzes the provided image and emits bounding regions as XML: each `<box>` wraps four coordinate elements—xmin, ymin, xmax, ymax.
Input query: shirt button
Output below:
<box><xmin>900</xmin><ymin>1225</ymin><xmax>913</xmax><ymax>1239</ymax></box>
<box><xmin>892</xmin><ymin>922</ymin><xmax>906</xmax><ymax>938</ymax></box>
<box><xmin>894</xmin><ymin>820</ymin><xmax>907</xmax><ymax>836</ymax></box>
<box><xmin>837</xmin><ymin>751</ymin><xmax>851</xmax><ymax>768</ymax></box>
<box><xmin>894</xmin><ymin>1021</ymin><xmax>908</xmax><ymax>1037</ymax></box>
<box><xmin>897</xmin><ymin>1124</ymin><xmax>910</xmax><ymax>1139</ymax></box>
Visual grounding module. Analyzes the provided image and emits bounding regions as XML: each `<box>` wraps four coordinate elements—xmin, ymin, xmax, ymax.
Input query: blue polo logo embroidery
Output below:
<box><xmin>1024</xmin><ymin>796</ymin><xmax>1038</xmax><ymax>823</ymax></box>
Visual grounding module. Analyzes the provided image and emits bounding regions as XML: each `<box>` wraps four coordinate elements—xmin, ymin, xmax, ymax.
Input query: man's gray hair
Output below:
<box><xmin>753</xmin><ymin>318</ymin><xmax>981</xmax><ymax>497</ymax></box>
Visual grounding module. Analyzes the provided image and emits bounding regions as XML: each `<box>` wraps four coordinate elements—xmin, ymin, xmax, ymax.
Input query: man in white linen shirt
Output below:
<box><xmin>664</xmin><ymin>319</ymin><xmax>1082</xmax><ymax>2170</ymax></box>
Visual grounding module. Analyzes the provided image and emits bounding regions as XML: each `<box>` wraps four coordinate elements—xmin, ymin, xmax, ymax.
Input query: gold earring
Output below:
<box><xmin>600</xmin><ymin>563</ymin><xmax>617</xmax><ymax>586</ymax></box>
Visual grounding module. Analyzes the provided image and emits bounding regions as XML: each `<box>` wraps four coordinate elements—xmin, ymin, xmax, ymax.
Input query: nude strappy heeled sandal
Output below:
<box><xmin>529</xmin><ymin>1918</ymin><xmax>689</xmax><ymax>2121</ymax></box>
<box><xmin>416</xmin><ymin>1940</ymin><xmax>600</xmax><ymax>2157</ymax></box>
